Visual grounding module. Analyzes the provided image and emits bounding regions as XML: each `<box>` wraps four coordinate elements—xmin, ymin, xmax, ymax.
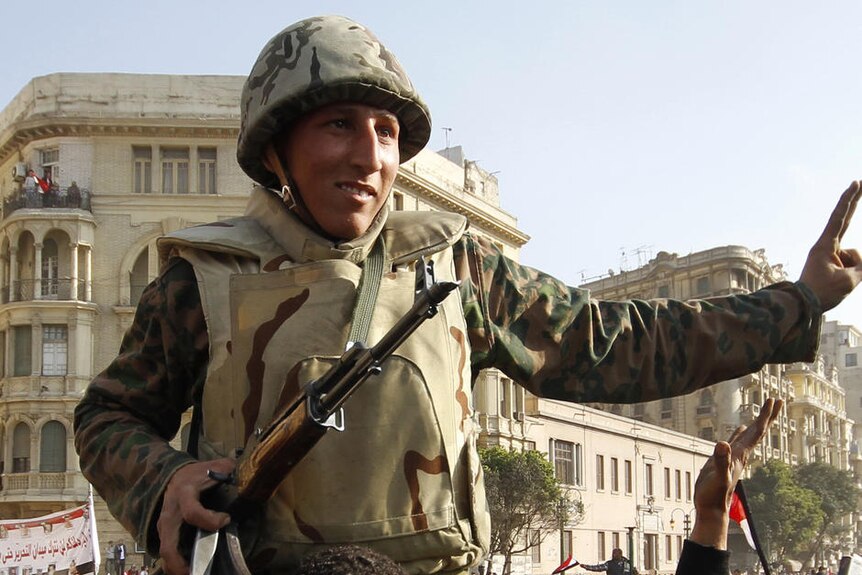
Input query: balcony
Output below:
<box><xmin>2</xmin><ymin>279</ymin><xmax>87</xmax><ymax>303</ymax></box>
<box><xmin>0</xmin><ymin>471</ymin><xmax>83</xmax><ymax>494</ymax></box>
<box><xmin>2</xmin><ymin>187</ymin><xmax>92</xmax><ymax>218</ymax></box>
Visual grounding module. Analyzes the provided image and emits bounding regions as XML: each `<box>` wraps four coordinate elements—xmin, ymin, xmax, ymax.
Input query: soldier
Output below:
<box><xmin>74</xmin><ymin>14</ymin><xmax>862</xmax><ymax>575</ymax></box>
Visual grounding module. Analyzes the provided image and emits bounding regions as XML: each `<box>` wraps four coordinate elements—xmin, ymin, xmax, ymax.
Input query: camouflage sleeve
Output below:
<box><xmin>453</xmin><ymin>233</ymin><xmax>822</xmax><ymax>402</ymax></box>
<box><xmin>74</xmin><ymin>257</ymin><xmax>209</xmax><ymax>551</ymax></box>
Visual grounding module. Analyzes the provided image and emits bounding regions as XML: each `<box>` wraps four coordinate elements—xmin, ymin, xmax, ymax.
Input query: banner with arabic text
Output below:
<box><xmin>0</xmin><ymin>504</ymin><xmax>96</xmax><ymax>575</ymax></box>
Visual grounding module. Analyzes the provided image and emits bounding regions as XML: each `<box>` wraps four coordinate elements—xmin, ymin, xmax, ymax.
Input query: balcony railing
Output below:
<box><xmin>0</xmin><ymin>471</ymin><xmax>76</xmax><ymax>492</ymax></box>
<box><xmin>2</xmin><ymin>279</ymin><xmax>87</xmax><ymax>303</ymax></box>
<box><xmin>2</xmin><ymin>187</ymin><xmax>92</xmax><ymax>218</ymax></box>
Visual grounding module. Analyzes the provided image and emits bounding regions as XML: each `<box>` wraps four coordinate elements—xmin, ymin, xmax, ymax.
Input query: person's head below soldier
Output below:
<box><xmin>293</xmin><ymin>544</ymin><xmax>406</xmax><ymax>575</ymax></box>
<box><xmin>611</xmin><ymin>548</ymin><xmax>624</xmax><ymax>560</ymax></box>
<box><xmin>237</xmin><ymin>14</ymin><xmax>431</xmax><ymax>242</ymax></box>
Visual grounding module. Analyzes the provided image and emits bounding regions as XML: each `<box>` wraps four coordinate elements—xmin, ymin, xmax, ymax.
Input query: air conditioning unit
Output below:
<box><xmin>12</xmin><ymin>163</ymin><xmax>28</xmax><ymax>181</ymax></box>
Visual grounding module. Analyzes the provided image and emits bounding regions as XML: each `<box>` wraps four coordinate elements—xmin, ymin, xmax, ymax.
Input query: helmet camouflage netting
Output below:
<box><xmin>237</xmin><ymin>15</ymin><xmax>432</xmax><ymax>188</ymax></box>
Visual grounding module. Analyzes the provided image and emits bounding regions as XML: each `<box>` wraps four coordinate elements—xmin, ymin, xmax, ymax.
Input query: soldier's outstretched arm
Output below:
<box><xmin>799</xmin><ymin>180</ymin><xmax>862</xmax><ymax>312</ymax></box>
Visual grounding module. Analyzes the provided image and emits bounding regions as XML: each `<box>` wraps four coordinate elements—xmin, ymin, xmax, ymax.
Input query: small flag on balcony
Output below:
<box><xmin>552</xmin><ymin>554</ymin><xmax>579</xmax><ymax>574</ymax></box>
<box><xmin>31</xmin><ymin>173</ymin><xmax>50</xmax><ymax>193</ymax></box>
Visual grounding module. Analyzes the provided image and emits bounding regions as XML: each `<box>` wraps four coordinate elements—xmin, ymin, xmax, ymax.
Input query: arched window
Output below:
<box><xmin>699</xmin><ymin>389</ymin><xmax>714</xmax><ymax>406</ymax></box>
<box><xmin>41</xmin><ymin>239</ymin><xmax>59</xmax><ymax>297</ymax></box>
<box><xmin>12</xmin><ymin>423</ymin><xmax>31</xmax><ymax>473</ymax></box>
<box><xmin>40</xmin><ymin>421</ymin><xmax>66</xmax><ymax>472</ymax></box>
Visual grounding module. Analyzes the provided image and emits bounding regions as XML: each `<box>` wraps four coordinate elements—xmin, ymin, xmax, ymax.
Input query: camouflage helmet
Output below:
<box><xmin>237</xmin><ymin>15</ymin><xmax>432</xmax><ymax>188</ymax></box>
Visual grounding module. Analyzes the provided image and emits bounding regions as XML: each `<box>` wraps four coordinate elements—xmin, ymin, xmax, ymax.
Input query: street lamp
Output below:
<box><xmin>669</xmin><ymin>508</ymin><xmax>695</xmax><ymax>539</ymax></box>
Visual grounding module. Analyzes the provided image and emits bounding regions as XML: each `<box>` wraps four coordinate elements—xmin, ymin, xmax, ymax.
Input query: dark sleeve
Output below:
<box><xmin>674</xmin><ymin>540</ymin><xmax>730</xmax><ymax>575</ymax></box>
<box><xmin>453</xmin><ymin>233</ymin><xmax>821</xmax><ymax>402</ymax></box>
<box><xmin>578</xmin><ymin>562</ymin><xmax>608</xmax><ymax>572</ymax></box>
<box><xmin>74</xmin><ymin>257</ymin><xmax>209</xmax><ymax>552</ymax></box>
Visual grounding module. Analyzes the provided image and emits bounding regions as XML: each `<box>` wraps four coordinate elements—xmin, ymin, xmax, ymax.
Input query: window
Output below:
<box><xmin>40</xmin><ymin>148</ymin><xmax>59</xmax><ymax>182</ymax></box>
<box><xmin>42</xmin><ymin>325</ymin><xmax>68</xmax><ymax>376</ymax></box>
<box><xmin>846</xmin><ymin>353</ymin><xmax>858</xmax><ymax>367</ymax></box>
<box><xmin>596</xmin><ymin>455</ymin><xmax>605</xmax><ymax>490</ymax></box>
<box><xmin>39</xmin><ymin>421</ymin><xmax>66</xmax><ymax>472</ymax></box>
<box><xmin>161</xmin><ymin>147</ymin><xmax>189</xmax><ymax>194</ymax></box>
<box><xmin>529</xmin><ymin>530</ymin><xmax>541</xmax><ymax>563</ymax></box>
<box><xmin>695</xmin><ymin>275</ymin><xmax>710</xmax><ymax>294</ymax></box>
<box><xmin>685</xmin><ymin>471</ymin><xmax>692</xmax><ymax>501</ymax></box>
<box><xmin>13</xmin><ymin>325</ymin><xmax>32</xmax><ymax>376</ymax></box>
<box><xmin>597</xmin><ymin>532</ymin><xmax>606</xmax><ymax>560</ymax></box>
<box><xmin>198</xmin><ymin>147</ymin><xmax>217</xmax><ymax>194</ymax></box>
<box><xmin>133</xmin><ymin>146</ymin><xmax>153</xmax><ymax>194</ymax></box>
<box><xmin>500</xmin><ymin>378</ymin><xmax>512</xmax><ymax>418</ymax></box>
<box><xmin>12</xmin><ymin>423</ymin><xmax>30</xmax><ymax>473</ymax></box>
<box><xmin>698</xmin><ymin>427</ymin><xmax>715</xmax><ymax>441</ymax></box>
<box><xmin>551</xmin><ymin>439</ymin><xmax>582</xmax><ymax>486</ymax></box>
<box><xmin>660</xmin><ymin>398</ymin><xmax>673</xmax><ymax>419</ymax></box>
<box><xmin>612</xmin><ymin>532</ymin><xmax>620</xmax><ymax>551</ymax></box>
<box><xmin>675</xmin><ymin>469</ymin><xmax>681</xmax><ymax>500</ymax></box>
<box><xmin>665</xmin><ymin>535</ymin><xmax>673</xmax><ymax>561</ymax></box>
<box><xmin>624</xmin><ymin>459</ymin><xmax>633</xmax><ymax>494</ymax></box>
<box><xmin>392</xmin><ymin>191</ymin><xmax>404</xmax><ymax>211</ymax></box>
<box><xmin>676</xmin><ymin>535</ymin><xmax>683</xmax><ymax>558</ymax></box>
<box><xmin>664</xmin><ymin>467</ymin><xmax>671</xmax><ymax>499</ymax></box>
<box><xmin>645</xmin><ymin>462</ymin><xmax>654</xmax><ymax>496</ymax></box>
<box><xmin>657</xmin><ymin>284</ymin><xmax>669</xmax><ymax>298</ymax></box>
<box><xmin>610</xmin><ymin>457</ymin><xmax>619</xmax><ymax>491</ymax></box>
<box><xmin>0</xmin><ymin>330</ymin><xmax>6</xmax><ymax>377</ymax></box>
<box><xmin>41</xmin><ymin>239</ymin><xmax>59</xmax><ymax>298</ymax></box>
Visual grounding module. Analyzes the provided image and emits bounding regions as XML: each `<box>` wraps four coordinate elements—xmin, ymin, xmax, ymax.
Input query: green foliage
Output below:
<box><xmin>746</xmin><ymin>460</ymin><xmax>823</xmax><ymax>562</ymax></box>
<box><xmin>480</xmin><ymin>446</ymin><xmax>581</xmax><ymax>574</ymax></box>
<box><xmin>794</xmin><ymin>462</ymin><xmax>860</xmax><ymax>560</ymax></box>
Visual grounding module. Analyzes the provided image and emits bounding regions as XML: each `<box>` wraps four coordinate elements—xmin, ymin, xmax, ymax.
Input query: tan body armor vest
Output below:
<box><xmin>158</xmin><ymin>189</ymin><xmax>490</xmax><ymax>574</ymax></box>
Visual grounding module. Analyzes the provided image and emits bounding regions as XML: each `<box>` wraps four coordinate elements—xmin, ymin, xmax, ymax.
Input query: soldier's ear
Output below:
<box><xmin>262</xmin><ymin>143</ymin><xmax>290</xmax><ymax>188</ymax></box>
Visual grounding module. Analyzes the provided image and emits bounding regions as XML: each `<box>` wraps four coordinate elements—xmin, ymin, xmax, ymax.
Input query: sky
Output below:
<box><xmin>2</xmin><ymin>0</ymin><xmax>861</xmax><ymax>326</ymax></box>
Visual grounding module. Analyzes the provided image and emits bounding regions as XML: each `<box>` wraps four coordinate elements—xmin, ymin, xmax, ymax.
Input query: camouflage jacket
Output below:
<box><xmin>73</xmin><ymin>232</ymin><xmax>821</xmax><ymax>554</ymax></box>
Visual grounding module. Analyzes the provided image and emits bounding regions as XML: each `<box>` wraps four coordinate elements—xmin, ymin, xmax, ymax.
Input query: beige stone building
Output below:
<box><xmin>0</xmin><ymin>72</ymin><xmax>528</xmax><ymax>568</ymax></box>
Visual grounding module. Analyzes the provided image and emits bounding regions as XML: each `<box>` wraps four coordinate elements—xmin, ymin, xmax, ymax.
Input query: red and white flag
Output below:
<box><xmin>552</xmin><ymin>554</ymin><xmax>579</xmax><ymax>574</ymax></box>
<box><xmin>730</xmin><ymin>490</ymin><xmax>756</xmax><ymax>549</ymax></box>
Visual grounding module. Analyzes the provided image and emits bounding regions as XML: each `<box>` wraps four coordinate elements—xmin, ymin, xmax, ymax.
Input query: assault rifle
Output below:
<box><xmin>189</xmin><ymin>258</ymin><xmax>460</xmax><ymax>575</ymax></box>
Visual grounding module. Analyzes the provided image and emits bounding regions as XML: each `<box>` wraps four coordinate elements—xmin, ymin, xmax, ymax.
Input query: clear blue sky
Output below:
<box><xmin>3</xmin><ymin>0</ymin><xmax>861</xmax><ymax>326</ymax></box>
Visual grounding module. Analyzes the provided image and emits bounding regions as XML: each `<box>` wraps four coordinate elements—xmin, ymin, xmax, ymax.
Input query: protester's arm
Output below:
<box><xmin>74</xmin><ymin>258</ymin><xmax>226</xmax><ymax>568</ymax></box>
<box><xmin>799</xmin><ymin>181</ymin><xmax>862</xmax><ymax>312</ymax></box>
<box><xmin>673</xmin><ymin>398</ymin><xmax>782</xmax><ymax>575</ymax></box>
<box><xmin>577</xmin><ymin>562</ymin><xmax>608</xmax><ymax>572</ymax></box>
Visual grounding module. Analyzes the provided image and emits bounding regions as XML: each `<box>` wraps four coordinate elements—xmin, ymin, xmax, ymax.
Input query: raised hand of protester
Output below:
<box><xmin>689</xmin><ymin>398</ymin><xmax>782</xmax><ymax>549</ymax></box>
<box><xmin>157</xmin><ymin>458</ymin><xmax>234</xmax><ymax>575</ymax></box>
<box><xmin>799</xmin><ymin>180</ymin><xmax>862</xmax><ymax>311</ymax></box>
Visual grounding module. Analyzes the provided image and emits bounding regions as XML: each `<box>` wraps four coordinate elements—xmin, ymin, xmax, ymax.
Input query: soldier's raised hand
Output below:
<box><xmin>799</xmin><ymin>181</ymin><xmax>862</xmax><ymax>311</ymax></box>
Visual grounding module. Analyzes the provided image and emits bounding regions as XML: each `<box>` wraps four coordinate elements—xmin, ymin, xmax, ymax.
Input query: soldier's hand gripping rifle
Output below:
<box><xmin>189</xmin><ymin>258</ymin><xmax>459</xmax><ymax>575</ymax></box>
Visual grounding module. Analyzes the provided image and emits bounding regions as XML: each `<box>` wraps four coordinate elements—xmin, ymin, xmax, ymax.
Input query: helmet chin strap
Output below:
<box><xmin>263</xmin><ymin>144</ymin><xmax>332</xmax><ymax>239</ymax></box>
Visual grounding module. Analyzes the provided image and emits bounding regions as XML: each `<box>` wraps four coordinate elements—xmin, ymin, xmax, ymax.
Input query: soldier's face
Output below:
<box><xmin>277</xmin><ymin>102</ymin><xmax>400</xmax><ymax>240</ymax></box>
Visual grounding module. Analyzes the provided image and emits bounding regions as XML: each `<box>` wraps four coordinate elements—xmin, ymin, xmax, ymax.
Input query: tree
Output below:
<box><xmin>746</xmin><ymin>459</ymin><xmax>823</xmax><ymax>563</ymax></box>
<box><xmin>480</xmin><ymin>446</ymin><xmax>583</xmax><ymax>575</ymax></box>
<box><xmin>794</xmin><ymin>462</ymin><xmax>860</xmax><ymax>563</ymax></box>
